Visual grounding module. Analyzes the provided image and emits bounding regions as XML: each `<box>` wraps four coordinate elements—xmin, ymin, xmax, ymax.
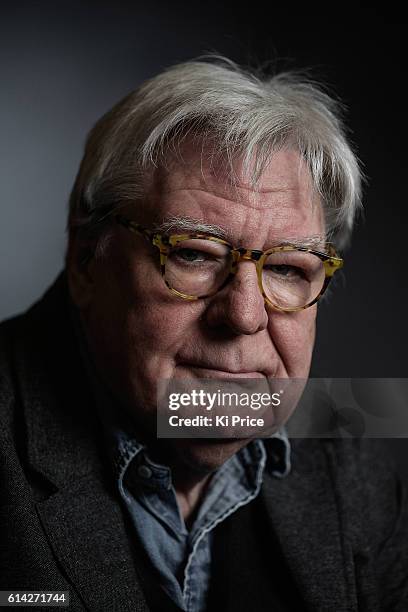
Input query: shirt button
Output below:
<box><xmin>137</xmin><ymin>465</ymin><xmax>153</xmax><ymax>479</ymax></box>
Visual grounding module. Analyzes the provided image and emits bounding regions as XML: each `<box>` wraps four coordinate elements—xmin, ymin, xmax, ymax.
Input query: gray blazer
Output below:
<box><xmin>0</xmin><ymin>273</ymin><xmax>407</xmax><ymax>611</ymax></box>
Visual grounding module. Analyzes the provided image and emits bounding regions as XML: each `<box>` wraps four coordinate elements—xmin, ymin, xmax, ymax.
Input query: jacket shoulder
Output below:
<box><xmin>0</xmin><ymin>313</ymin><xmax>25</xmax><ymax>441</ymax></box>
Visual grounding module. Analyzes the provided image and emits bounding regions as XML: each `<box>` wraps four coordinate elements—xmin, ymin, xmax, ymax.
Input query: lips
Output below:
<box><xmin>176</xmin><ymin>362</ymin><xmax>267</xmax><ymax>379</ymax></box>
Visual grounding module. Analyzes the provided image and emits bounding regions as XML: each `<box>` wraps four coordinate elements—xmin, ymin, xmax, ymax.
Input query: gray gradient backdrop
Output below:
<box><xmin>1</xmin><ymin>4</ymin><xmax>407</xmax><ymax>471</ymax></box>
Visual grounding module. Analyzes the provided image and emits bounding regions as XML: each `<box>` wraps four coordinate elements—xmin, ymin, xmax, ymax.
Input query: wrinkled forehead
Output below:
<box><xmin>139</xmin><ymin>141</ymin><xmax>324</xmax><ymax>247</ymax></box>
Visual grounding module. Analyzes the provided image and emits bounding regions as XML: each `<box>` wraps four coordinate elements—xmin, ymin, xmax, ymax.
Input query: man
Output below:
<box><xmin>0</xmin><ymin>57</ymin><xmax>407</xmax><ymax>611</ymax></box>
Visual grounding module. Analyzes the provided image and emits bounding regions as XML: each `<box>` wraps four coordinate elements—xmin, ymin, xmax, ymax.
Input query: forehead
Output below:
<box><xmin>142</xmin><ymin>142</ymin><xmax>324</xmax><ymax>248</ymax></box>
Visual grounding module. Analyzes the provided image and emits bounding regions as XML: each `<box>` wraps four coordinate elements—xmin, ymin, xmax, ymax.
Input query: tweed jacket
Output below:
<box><xmin>0</xmin><ymin>273</ymin><xmax>407</xmax><ymax>611</ymax></box>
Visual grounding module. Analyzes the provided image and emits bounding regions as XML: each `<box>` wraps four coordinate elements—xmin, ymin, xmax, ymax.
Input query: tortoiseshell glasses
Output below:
<box><xmin>116</xmin><ymin>214</ymin><xmax>343</xmax><ymax>312</ymax></box>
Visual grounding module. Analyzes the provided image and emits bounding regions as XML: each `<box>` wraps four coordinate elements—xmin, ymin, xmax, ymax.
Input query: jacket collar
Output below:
<box><xmin>15</xmin><ymin>273</ymin><xmax>102</xmax><ymax>487</ymax></box>
<box><xmin>260</xmin><ymin>439</ymin><xmax>358</xmax><ymax>612</ymax></box>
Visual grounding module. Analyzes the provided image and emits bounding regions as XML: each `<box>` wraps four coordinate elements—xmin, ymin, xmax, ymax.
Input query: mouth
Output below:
<box><xmin>176</xmin><ymin>363</ymin><xmax>266</xmax><ymax>379</ymax></box>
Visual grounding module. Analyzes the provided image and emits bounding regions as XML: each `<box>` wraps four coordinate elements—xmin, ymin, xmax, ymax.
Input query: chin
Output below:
<box><xmin>169</xmin><ymin>438</ymin><xmax>252</xmax><ymax>474</ymax></box>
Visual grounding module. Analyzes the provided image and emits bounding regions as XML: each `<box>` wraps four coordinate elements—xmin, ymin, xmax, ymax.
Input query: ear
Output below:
<box><xmin>66</xmin><ymin>234</ymin><xmax>97</xmax><ymax>310</ymax></box>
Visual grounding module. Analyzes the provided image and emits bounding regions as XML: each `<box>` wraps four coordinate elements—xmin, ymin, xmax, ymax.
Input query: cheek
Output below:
<box><xmin>125</xmin><ymin>299</ymin><xmax>201</xmax><ymax>359</ymax></box>
<box><xmin>267</xmin><ymin>307</ymin><xmax>317</xmax><ymax>376</ymax></box>
<box><xmin>84</xmin><ymin>255</ymin><xmax>207</xmax><ymax>410</ymax></box>
<box><xmin>118</xmin><ymin>255</ymin><xmax>206</xmax><ymax>358</ymax></box>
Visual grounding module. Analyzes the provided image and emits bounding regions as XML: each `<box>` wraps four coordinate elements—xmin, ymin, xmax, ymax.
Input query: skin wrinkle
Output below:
<box><xmin>160</xmin><ymin>185</ymin><xmax>302</xmax><ymax>195</ymax></box>
<box><xmin>158</xmin><ymin>186</ymin><xmax>311</xmax><ymax>211</ymax></box>
<box><xmin>68</xmin><ymin>145</ymin><xmax>324</xmax><ymax>519</ymax></box>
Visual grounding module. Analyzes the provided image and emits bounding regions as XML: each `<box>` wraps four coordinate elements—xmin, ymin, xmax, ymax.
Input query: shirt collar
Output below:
<box><xmin>112</xmin><ymin>428</ymin><xmax>291</xmax><ymax>495</ymax></box>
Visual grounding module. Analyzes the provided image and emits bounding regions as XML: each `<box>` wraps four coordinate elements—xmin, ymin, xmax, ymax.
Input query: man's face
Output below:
<box><xmin>69</xmin><ymin>145</ymin><xmax>324</xmax><ymax>473</ymax></box>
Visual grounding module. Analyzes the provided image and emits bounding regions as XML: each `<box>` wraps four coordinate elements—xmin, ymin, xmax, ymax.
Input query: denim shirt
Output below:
<box><xmin>112</xmin><ymin>428</ymin><xmax>291</xmax><ymax>612</ymax></box>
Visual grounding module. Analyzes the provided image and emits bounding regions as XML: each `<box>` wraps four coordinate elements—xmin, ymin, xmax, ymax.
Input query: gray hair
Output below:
<box><xmin>68</xmin><ymin>56</ymin><xmax>362</xmax><ymax>256</ymax></box>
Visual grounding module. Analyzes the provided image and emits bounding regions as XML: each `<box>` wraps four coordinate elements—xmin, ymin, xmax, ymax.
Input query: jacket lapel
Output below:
<box><xmin>261</xmin><ymin>439</ymin><xmax>358</xmax><ymax>612</ymax></box>
<box><xmin>14</xmin><ymin>274</ymin><xmax>150</xmax><ymax>611</ymax></box>
<box><xmin>36</xmin><ymin>474</ymin><xmax>150</xmax><ymax>612</ymax></box>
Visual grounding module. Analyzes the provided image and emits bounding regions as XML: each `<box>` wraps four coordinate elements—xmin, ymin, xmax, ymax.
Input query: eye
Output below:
<box><xmin>169</xmin><ymin>239</ymin><xmax>230</xmax><ymax>267</ymax></box>
<box><xmin>171</xmin><ymin>248</ymin><xmax>209</xmax><ymax>264</ymax></box>
<box><xmin>265</xmin><ymin>264</ymin><xmax>304</xmax><ymax>279</ymax></box>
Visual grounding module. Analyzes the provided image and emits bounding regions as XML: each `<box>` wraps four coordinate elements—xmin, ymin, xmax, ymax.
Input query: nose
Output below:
<box><xmin>203</xmin><ymin>260</ymin><xmax>269</xmax><ymax>335</ymax></box>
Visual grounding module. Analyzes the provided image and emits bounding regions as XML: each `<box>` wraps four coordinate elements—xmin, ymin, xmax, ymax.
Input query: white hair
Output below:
<box><xmin>68</xmin><ymin>56</ymin><xmax>362</xmax><ymax>254</ymax></box>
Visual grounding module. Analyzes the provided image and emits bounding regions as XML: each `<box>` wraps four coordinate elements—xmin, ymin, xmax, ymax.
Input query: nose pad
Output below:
<box><xmin>204</xmin><ymin>261</ymin><xmax>269</xmax><ymax>335</ymax></box>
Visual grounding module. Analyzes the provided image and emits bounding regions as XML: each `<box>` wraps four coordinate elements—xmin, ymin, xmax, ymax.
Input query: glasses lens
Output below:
<box><xmin>165</xmin><ymin>238</ymin><xmax>231</xmax><ymax>297</ymax></box>
<box><xmin>262</xmin><ymin>250</ymin><xmax>326</xmax><ymax>309</ymax></box>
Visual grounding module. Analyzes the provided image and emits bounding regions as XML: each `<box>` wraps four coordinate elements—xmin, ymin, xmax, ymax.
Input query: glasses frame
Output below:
<box><xmin>116</xmin><ymin>214</ymin><xmax>343</xmax><ymax>312</ymax></box>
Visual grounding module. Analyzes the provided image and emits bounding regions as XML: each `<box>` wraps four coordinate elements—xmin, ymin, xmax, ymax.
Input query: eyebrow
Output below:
<box><xmin>152</xmin><ymin>216</ymin><xmax>231</xmax><ymax>240</ymax></box>
<box><xmin>276</xmin><ymin>236</ymin><xmax>327</xmax><ymax>250</ymax></box>
<box><xmin>152</xmin><ymin>216</ymin><xmax>326</xmax><ymax>250</ymax></box>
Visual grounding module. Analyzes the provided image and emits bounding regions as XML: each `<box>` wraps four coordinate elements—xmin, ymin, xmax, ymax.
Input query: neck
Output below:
<box><xmin>172</xmin><ymin>468</ymin><xmax>212</xmax><ymax>527</ymax></box>
<box><xmin>148</xmin><ymin>443</ymin><xmax>213</xmax><ymax>526</ymax></box>
<box><xmin>147</xmin><ymin>439</ymin><xmax>225</xmax><ymax>526</ymax></box>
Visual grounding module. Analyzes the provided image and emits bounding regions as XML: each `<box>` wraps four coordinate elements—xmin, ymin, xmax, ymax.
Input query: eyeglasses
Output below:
<box><xmin>116</xmin><ymin>214</ymin><xmax>343</xmax><ymax>312</ymax></box>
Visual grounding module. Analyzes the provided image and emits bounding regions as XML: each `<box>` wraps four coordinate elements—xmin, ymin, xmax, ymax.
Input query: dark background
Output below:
<box><xmin>1</xmin><ymin>3</ymin><xmax>407</xmax><ymax>470</ymax></box>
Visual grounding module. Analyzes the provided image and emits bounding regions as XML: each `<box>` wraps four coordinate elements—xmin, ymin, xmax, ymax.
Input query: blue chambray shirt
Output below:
<box><xmin>112</xmin><ymin>429</ymin><xmax>291</xmax><ymax>612</ymax></box>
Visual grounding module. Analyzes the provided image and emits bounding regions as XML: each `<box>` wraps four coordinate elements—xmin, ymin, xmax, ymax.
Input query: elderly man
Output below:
<box><xmin>0</xmin><ymin>58</ymin><xmax>407</xmax><ymax>611</ymax></box>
